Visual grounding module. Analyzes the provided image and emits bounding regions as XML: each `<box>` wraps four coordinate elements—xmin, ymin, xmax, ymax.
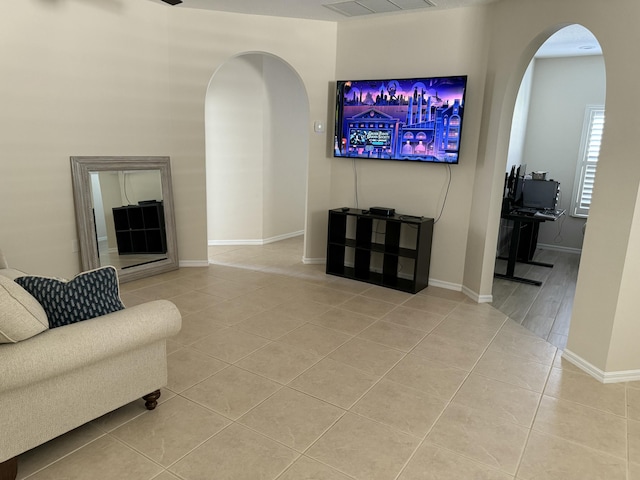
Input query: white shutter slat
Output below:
<box><xmin>572</xmin><ymin>106</ymin><xmax>604</xmax><ymax>217</ymax></box>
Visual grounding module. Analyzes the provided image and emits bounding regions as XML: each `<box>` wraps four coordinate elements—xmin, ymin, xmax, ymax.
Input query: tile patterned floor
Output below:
<box><xmin>15</xmin><ymin>237</ymin><xmax>640</xmax><ymax>479</ymax></box>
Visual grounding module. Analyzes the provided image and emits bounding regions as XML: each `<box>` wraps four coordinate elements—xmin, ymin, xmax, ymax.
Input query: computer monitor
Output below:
<box><xmin>513</xmin><ymin>176</ymin><xmax>524</xmax><ymax>204</ymax></box>
<box><xmin>522</xmin><ymin>179</ymin><xmax>559</xmax><ymax>210</ymax></box>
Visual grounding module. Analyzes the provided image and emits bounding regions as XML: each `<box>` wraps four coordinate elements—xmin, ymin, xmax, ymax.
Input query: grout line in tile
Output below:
<box><xmin>18</xmin><ymin>434</ymin><xmax>108</xmax><ymax>480</ymax></box>
<box><xmin>512</xmin><ymin>345</ymin><xmax>566</xmax><ymax>479</ymax></box>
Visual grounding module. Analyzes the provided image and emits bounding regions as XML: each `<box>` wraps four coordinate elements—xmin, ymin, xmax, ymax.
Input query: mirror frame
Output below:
<box><xmin>70</xmin><ymin>156</ymin><xmax>179</xmax><ymax>283</ymax></box>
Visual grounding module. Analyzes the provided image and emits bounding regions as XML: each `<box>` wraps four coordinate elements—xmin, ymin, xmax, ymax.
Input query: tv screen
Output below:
<box><xmin>333</xmin><ymin>75</ymin><xmax>467</xmax><ymax>163</ymax></box>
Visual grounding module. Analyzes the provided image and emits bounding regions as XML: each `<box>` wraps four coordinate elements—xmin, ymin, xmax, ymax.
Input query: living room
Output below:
<box><xmin>2</xmin><ymin>0</ymin><xmax>639</xmax><ymax>414</ymax></box>
<box><xmin>3</xmin><ymin>0</ymin><xmax>640</xmax><ymax>478</ymax></box>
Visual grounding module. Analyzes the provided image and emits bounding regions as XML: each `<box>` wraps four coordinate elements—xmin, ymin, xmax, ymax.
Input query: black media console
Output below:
<box><xmin>326</xmin><ymin>208</ymin><xmax>433</xmax><ymax>294</ymax></box>
<box><xmin>112</xmin><ymin>202</ymin><xmax>167</xmax><ymax>255</ymax></box>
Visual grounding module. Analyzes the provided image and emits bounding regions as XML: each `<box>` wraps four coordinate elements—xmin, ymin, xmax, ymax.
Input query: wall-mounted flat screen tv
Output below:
<box><xmin>333</xmin><ymin>75</ymin><xmax>467</xmax><ymax>163</ymax></box>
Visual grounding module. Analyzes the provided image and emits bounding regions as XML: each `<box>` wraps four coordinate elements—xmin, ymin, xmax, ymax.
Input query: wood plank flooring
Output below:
<box><xmin>491</xmin><ymin>248</ymin><xmax>581</xmax><ymax>351</ymax></box>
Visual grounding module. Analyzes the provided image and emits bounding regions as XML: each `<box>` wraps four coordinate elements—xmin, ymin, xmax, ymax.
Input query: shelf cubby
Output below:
<box><xmin>112</xmin><ymin>202</ymin><xmax>167</xmax><ymax>255</ymax></box>
<box><xmin>326</xmin><ymin>208</ymin><xmax>433</xmax><ymax>294</ymax></box>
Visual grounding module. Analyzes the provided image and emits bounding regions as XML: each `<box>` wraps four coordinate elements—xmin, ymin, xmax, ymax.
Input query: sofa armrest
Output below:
<box><xmin>0</xmin><ymin>249</ymin><xmax>8</xmax><ymax>270</ymax></box>
<box><xmin>0</xmin><ymin>300</ymin><xmax>181</xmax><ymax>392</ymax></box>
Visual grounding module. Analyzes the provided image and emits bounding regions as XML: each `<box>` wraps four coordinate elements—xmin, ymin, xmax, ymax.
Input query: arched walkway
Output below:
<box><xmin>204</xmin><ymin>53</ymin><xmax>310</xmax><ymax>250</ymax></box>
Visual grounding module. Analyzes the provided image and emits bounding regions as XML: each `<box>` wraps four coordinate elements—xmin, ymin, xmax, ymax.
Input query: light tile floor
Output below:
<box><xmin>15</xmin><ymin>237</ymin><xmax>640</xmax><ymax>479</ymax></box>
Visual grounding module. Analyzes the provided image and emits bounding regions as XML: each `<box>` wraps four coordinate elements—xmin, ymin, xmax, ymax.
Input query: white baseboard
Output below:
<box><xmin>179</xmin><ymin>260</ymin><xmax>209</xmax><ymax>268</ymax></box>
<box><xmin>319</xmin><ymin>260</ymin><xmax>488</xmax><ymax>303</ymax></box>
<box><xmin>462</xmin><ymin>286</ymin><xmax>493</xmax><ymax>304</ymax></box>
<box><xmin>208</xmin><ymin>231</ymin><xmax>304</xmax><ymax>247</ymax></box>
<box><xmin>428</xmin><ymin>278</ymin><xmax>461</xmax><ymax>292</ymax></box>
<box><xmin>427</xmin><ymin>278</ymin><xmax>492</xmax><ymax>303</ymax></box>
<box><xmin>303</xmin><ymin>257</ymin><xmax>325</xmax><ymax>265</ymax></box>
<box><xmin>538</xmin><ymin>243</ymin><xmax>582</xmax><ymax>255</ymax></box>
<box><xmin>562</xmin><ymin>349</ymin><xmax>640</xmax><ymax>383</ymax></box>
<box><xmin>429</xmin><ymin>279</ymin><xmax>487</xmax><ymax>303</ymax></box>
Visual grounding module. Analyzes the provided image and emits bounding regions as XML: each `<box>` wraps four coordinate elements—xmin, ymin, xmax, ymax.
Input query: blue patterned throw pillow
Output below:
<box><xmin>15</xmin><ymin>266</ymin><xmax>125</xmax><ymax>328</ymax></box>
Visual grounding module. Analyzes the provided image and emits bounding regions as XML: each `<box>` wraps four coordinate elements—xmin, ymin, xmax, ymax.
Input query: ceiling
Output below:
<box><xmin>535</xmin><ymin>24</ymin><xmax>602</xmax><ymax>58</ymax></box>
<box><xmin>147</xmin><ymin>0</ymin><xmax>602</xmax><ymax>56</ymax></box>
<box><xmin>147</xmin><ymin>0</ymin><xmax>500</xmax><ymax>22</ymax></box>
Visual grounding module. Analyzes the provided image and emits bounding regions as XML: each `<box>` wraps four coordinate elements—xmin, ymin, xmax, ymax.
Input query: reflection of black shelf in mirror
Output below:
<box><xmin>145</xmin><ymin>229</ymin><xmax>165</xmax><ymax>252</ymax></box>
<box><xmin>142</xmin><ymin>205</ymin><xmax>162</xmax><ymax>229</ymax></box>
<box><xmin>127</xmin><ymin>208</ymin><xmax>144</xmax><ymax>230</ymax></box>
<box><xmin>113</xmin><ymin>211</ymin><xmax>130</xmax><ymax>231</ymax></box>
<box><xmin>326</xmin><ymin>208</ymin><xmax>433</xmax><ymax>294</ymax></box>
<box><xmin>112</xmin><ymin>202</ymin><xmax>167</xmax><ymax>255</ymax></box>
<box><xmin>115</xmin><ymin>231</ymin><xmax>133</xmax><ymax>254</ymax></box>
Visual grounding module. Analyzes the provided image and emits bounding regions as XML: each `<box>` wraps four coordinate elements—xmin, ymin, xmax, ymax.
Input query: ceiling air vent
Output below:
<box><xmin>324</xmin><ymin>0</ymin><xmax>435</xmax><ymax>17</ymax></box>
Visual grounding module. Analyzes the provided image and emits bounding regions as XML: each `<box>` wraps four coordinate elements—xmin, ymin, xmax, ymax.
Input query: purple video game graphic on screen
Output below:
<box><xmin>334</xmin><ymin>75</ymin><xmax>467</xmax><ymax>164</ymax></box>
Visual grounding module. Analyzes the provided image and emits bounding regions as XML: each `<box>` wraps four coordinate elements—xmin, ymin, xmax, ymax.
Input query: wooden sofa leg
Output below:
<box><xmin>143</xmin><ymin>390</ymin><xmax>161</xmax><ymax>410</ymax></box>
<box><xmin>0</xmin><ymin>456</ymin><xmax>17</xmax><ymax>480</ymax></box>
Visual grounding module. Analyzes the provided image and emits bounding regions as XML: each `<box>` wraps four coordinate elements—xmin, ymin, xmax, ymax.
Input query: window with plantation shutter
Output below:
<box><xmin>571</xmin><ymin>105</ymin><xmax>604</xmax><ymax>217</ymax></box>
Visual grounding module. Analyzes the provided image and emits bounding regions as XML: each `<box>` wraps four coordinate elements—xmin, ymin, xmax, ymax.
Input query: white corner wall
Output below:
<box><xmin>262</xmin><ymin>55</ymin><xmax>308</xmax><ymax>241</ymax></box>
<box><xmin>206</xmin><ymin>55</ymin><xmax>266</xmax><ymax>242</ymax></box>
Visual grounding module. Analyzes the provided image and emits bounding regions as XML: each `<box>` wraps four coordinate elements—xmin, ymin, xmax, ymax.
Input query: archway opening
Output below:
<box><xmin>493</xmin><ymin>24</ymin><xmax>605</xmax><ymax>350</ymax></box>
<box><xmin>204</xmin><ymin>53</ymin><xmax>309</xmax><ymax>258</ymax></box>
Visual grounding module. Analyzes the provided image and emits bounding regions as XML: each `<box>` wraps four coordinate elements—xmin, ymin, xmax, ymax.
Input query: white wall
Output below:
<box><xmin>206</xmin><ymin>55</ymin><xmax>266</xmax><ymax>242</ymax></box>
<box><xmin>506</xmin><ymin>62</ymin><xmax>534</xmax><ymax>172</ymax></box>
<box><xmin>0</xmin><ymin>2</ymin><xmax>336</xmax><ymax>276</ymax></box>
<box><xmin>522</xmin><ymin>55</ymin><xmax>605</xmax><ymax>250</ymax></box>
<box><xmin>2</xmin><ymin>0</ymin><xmax>640</xmax><ymax>375</ymax></box>
<box><xmin>119</xmin><ymin>170</ymin><xmax>163</xmax><ymax>205</ymax></box>
<box><xmin>262</xmin><ymin>55</ymin><xmax>308</xmax><ymax>241</ymax></box>
<box><xmin>468</xmin><ymin>0</ymin><xmax>640</xmax><ymax>374</ymax></box>
<box><xmin>0</xmin><ymin>1</ymin><xmax>171</xmax><ymax>277</ymax></box>
<box><xmin>166</xmin><ymin>9</ymin><xmax>336</xmax><ymax>264</ymax></box>
<box><xmin>206</xmin><ymin>54</ymin><xmax>308</xmax><ymax>244</ymax></box>
<box><xmin>90</xmin><ymin>173</ymin><xmax>108</xmax><ymax>242</ymax></box>
<box><xmin>334</xmin><ymin>6</ymin><xmax>491</xmax><ymax>292</ymax></box>
<box><xmin>98</xmin><ymin>172</ymin><xmax>125</xmax><ymax>251</ymax></box>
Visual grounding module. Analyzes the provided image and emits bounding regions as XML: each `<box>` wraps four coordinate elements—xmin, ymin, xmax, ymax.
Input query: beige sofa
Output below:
<box><xmin>0</xmin><ymin>250</ymin><xmax>182</xmax><ymax>480</ymax></box>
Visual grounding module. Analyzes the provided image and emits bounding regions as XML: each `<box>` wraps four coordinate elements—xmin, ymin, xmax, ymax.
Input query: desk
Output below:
<box><xmin>494</xmin><ymin>209</ymin><xmax>565</xmax><ymax>286</ymax></box>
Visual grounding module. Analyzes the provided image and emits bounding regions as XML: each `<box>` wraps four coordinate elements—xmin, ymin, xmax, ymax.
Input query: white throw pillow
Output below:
<box><xmin>0</xmin><ymin>274</ymin><xmax>49</xmax><ymax>343</ymax></box>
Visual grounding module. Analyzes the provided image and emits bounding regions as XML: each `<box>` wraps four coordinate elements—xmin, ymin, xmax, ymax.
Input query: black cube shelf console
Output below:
<box><xmin>112</xmin><ymin>202</ymin><xmax>167</xmax><ymax>255</ymax></box>
<box><xmin>326</xmin><ymin>208</ymin><xmax>434</xmax><ymax>294</ymax></box>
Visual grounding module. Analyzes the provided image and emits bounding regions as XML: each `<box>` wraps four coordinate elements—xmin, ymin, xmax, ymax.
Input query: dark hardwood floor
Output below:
<box><xmin>491</xmin><ymin>249</ymin><xmax>581</xmax><ymax>351</ymax></box>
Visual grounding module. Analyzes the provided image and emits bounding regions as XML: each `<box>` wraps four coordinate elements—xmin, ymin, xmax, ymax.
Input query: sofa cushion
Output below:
<box><xmin>0</xmin><ymin>275</ymin><xmax>49</xmax><ymax>343</ymax></box>
<box><xmin>0</xmin><ymin>267</ymin><xmax>29</xmax><ymax>281</ymax></box>
<box><xmin>15</xmin><ymin>266</ymin><xmax>125</xmax><ymax>329</ymax></box>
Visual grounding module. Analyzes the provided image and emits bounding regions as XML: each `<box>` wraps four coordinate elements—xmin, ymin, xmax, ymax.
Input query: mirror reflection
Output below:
<box><xmin>71</xmin><ymin>156</ymin><xmax>179</xmax><ymax>283</ymax></box>
<box><xmin>90</xmin><ymin>170</ymin><xmax>167</xmax><ymax>270</ymax></box>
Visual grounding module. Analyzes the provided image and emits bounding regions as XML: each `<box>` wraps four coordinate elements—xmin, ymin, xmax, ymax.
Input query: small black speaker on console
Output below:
<box><xmin>369</xmin><ymin>207</ymin><xmax>395</xmax><ymax>217</ymax></box>
<box><xmin>161</xmin><ymin>0</ymin><xmax>183</xmax><ymax>5</ymax></box>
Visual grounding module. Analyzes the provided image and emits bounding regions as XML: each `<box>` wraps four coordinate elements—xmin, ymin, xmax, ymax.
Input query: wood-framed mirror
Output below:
<box><xmin>70</xmin><ymin>156</ymin><xmax>179</xmax><ymax>283</ymax></box>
